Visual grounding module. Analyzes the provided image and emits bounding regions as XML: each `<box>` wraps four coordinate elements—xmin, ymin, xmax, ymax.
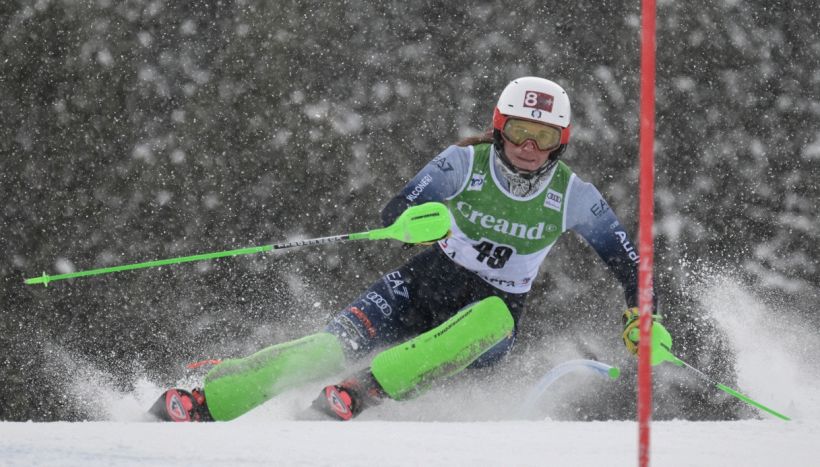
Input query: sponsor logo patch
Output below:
<box><xmin>523</xmin><ymin>91</ymin><xmax>554</xmax><ymax>112</ymax></box>
<box><xmin>433</xmin><ymin>308</ymin><xmax>472</xmax><ymax>338</ymax></box>
<box><xmin>329</xmin><ymin>389</ymin><xmax>349</xmax><ymax>414</ymax></box>
<box><xmin>455</xmin><ymin>201</ymin><xmax>550</xmax><ymax>240</ymax></box>
<box><xmin>385</xmin><ymin>271</ymin><xmax>409</xmax><ymax>299</ymax></box>
<box><xmin>337</xmin><ymin>315</ymin><xmax>366</xmax><ymax>342</ymax></box>
<box><xmin>366</xmin><ymin>291</ymin><xmax>393</xmax><ymax>317</ymax></box>
<box><xmin>615</xmin><ymin>230</ymin><xmax>640</xmax><ymax>263</ymax></box>
<box><xmin>406</xmin><ymin>174</ymin><xmax>433</xmax><ymax>202</ymax></box>
<box><xmin>433</xmin><ymin>155</ymin><xmax>453</xmax><ymax>172</ymax></box>
<box><xmin>481</xmin><ymin>275</ymin><xmax>533</xmax><ymax>288</ymax></box>
<box><xmin>166</xmin><ymin>391</ymin><xmax>190</xmax><ymax>422</ymax></box>
<box><xmin>347</xmin><ymin>306</ymin><xmax>377</xmax><ymax>337</ymax></box>
<box><xmin>544</xmin><ymin>189</ymin><xmax>563</xmax><ymax>211</ymax></box>
<box><xmin>590</xmin><ymin>198</ymin><xmax>610</xmax><ymax>217</ymax></box>
<box><xmin>467</xmin><ymin>173</ymin><xmax>486</xmax><ymax>191</ymax></box>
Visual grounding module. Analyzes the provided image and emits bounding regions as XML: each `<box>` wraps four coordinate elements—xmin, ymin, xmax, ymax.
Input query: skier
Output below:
<box><xmin>150</xmin><ymin>76</ymin><xmax>662</xmax><ymax>422</ymax></box>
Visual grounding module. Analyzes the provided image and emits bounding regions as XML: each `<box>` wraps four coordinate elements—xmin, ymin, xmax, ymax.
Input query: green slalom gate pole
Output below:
<box><xmin>655</xmin><ymin>343</ymin><xmax>791</xmax><ymax>421</ymax></box>
<box><xmin>25</xmin><ymin>202</ymin><xmax>451</xmax><ymax>287</ymax></box>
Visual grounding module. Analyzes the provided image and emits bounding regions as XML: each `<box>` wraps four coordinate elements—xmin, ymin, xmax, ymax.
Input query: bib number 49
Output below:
<box><xmin>473</xmin><ymin>241</ymin><xmax>513</xmax><ymax>269</ymax></box>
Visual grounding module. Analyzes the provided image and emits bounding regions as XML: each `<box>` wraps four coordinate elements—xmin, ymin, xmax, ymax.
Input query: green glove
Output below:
<box><xmin>622</xmin><ymin>307</ymin><xmax>644</xmax><ymax>355</ymax></box>
<box><xmin>622</xmin><ymin>307</ymin><xmax>675</xmax><ymax>366</ymax></box>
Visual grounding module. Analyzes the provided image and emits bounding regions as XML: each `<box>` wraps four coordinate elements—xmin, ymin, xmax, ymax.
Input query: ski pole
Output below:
<box><xmin>25</xmin><ymin>201</ymin><xmax>451</xmax><ymax>287</ymax></box>
<box><xmin>656</xmin><ymin>343</ymin><xmax>791</xmax><ymax>421</ymax></box>
<box><xmin>518</xmin><ymin>359</ymin><xmax>620</xmax><ymax>417</ymax></box>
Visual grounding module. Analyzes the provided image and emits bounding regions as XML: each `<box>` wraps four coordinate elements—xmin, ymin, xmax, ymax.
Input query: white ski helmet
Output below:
<box><xmin>492</xmin><ymin>77</ymin><xmax>572</xmax><ymax>177</ymax></box>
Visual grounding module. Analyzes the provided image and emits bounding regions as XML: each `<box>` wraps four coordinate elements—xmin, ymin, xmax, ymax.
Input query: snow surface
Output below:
<box><xmin>3</xmin><ymin>277</ymin><xmax>818</xmax><ymax>466</ymax></box>
<box><xmin>0</xmin><ymin>419</ymin><xmax>817</xmax><ymax>467</ymax></box>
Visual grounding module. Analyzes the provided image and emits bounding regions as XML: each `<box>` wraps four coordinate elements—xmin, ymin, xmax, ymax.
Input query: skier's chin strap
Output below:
<box><xmin>492</xmin><ymin>129</ymin><xmax>565</xmax><ymax>197</ymax></box>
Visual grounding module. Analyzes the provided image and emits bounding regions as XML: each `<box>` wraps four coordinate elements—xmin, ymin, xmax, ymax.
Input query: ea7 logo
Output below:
<box><xmin>467</xmin><ymin>173</ymin><xmax>485</xmax><ymax>191</ymax></box>
<box><xmin>385</xmin><ymin>271</ymin><xmax>409</xmax><ymax>299</ymax></box>
<box><xmin>544</xmin><ymin>189</ymin><xmax>563</xmax><ymax>211</ymax></box>
<box><xmin>590</xmin><ymin>198</ymin><xmax>610</xmax><ymax>217</ymax></box>
<box><xmin>433</xmin><ymin>156</ymin><xmax>454</xmax><ymax>172</ymax></box>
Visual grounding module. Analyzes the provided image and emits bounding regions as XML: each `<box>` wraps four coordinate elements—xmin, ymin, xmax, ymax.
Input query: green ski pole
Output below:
<box><xmin>655</xmin><ymin>343</ymin><xmax>791</xmax><ymax>421</ymax></box>
<box><xmin>25</xmin><ymin>201</ymin><xmax>450</xmax><ymax>287</ymax></box>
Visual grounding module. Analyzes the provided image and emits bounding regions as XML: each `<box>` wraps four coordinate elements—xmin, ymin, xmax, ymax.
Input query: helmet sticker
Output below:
<box><xmin>523</xmin><ymin>91</ymin><xmax>553</xmax><ymax>112</ymax></box>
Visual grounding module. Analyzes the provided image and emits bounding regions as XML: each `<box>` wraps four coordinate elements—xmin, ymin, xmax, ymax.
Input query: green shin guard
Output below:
<box><xmin>370</xmin><ymin>296</ymin><xmax>514</xmax><ymax>400</ymax></box>
<box><xmin>203</xmin><ymin>332</ymin><xmax>345</xmax><ymax>421</ymax></box>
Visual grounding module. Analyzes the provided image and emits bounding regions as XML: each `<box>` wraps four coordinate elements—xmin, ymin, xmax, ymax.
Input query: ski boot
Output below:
<box><xmin>148</xmin><ymin>388</ymin><xmax>214</xmax><ymax>422</ymax></box>
<box><xmin>312</xmin><ymin>369</ymin><xmax>386</xmax><ymax>421</ymax></box>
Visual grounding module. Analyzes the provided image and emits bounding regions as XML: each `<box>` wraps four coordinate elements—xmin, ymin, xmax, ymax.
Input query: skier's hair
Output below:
<box><xmin>456</xmin><ymin>129</ymin><xmax>493</xmax><ymax>147</ymax></box>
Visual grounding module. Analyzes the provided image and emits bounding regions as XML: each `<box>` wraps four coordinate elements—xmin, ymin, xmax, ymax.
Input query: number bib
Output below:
<box><xmin>439</xmin><ymin>144</ymin><xmax>573</xmax><ymax>293</ymax></box>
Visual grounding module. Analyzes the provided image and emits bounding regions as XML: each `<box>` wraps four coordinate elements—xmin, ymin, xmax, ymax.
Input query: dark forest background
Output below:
<box><xmin>1</xmin><ymin>0</ymin><xmax>818</xmax><ymax>421</ymax></box>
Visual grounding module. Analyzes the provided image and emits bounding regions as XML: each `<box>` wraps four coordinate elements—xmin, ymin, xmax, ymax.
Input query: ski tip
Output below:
<box><xmin>608</xmin><ymin>367</ymin><xmax>621</xmax><ymax>380</ymax></box>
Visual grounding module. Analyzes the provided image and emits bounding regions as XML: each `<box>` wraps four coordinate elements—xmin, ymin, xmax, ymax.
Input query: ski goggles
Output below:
<box><xmin>501</xmin><ymin>118</ymin><xmax>562</xmax><ymax>151</ymax></box>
